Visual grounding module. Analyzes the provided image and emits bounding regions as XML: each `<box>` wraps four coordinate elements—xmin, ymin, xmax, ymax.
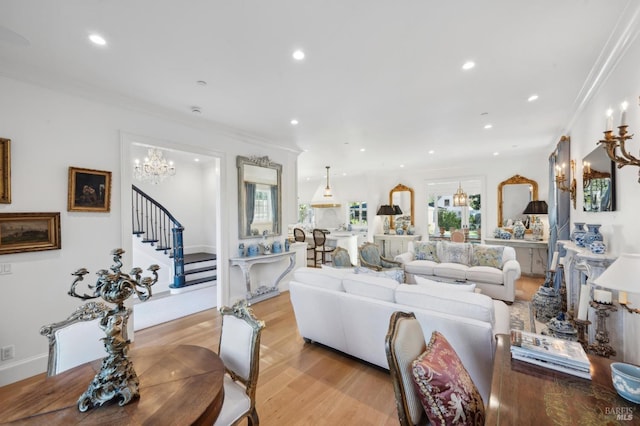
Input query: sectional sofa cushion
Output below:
<box><xmin>395</xmin><ymin>284</ymin><xmax>495</xmax><ymax>326</ymax></box>
<box><xmin>412</xmin><ymin>331</ymin><xmax>485</xmax><ymax>425</ymax></box>
<box><xmin>433</xmin><ymin>263</ymin><xmax>468</xmax><ymax>280</ymax></box>
<box><xmin>342</xmin><ymin>273</ymin><xmax>398</xmax><ymax>302</ymax></box>
<box><xmin>293</xmin><ymin>267</ymin><xmax>346</xmax><ymax>292</ymax></box>
<box><xmin>466</xmin><ymin>266</ymin><xmax>505</xmax><ymax>285</ymax></box>
<box><xmin>415</xmin><ymin>276</ymin><xmax>476</xmax><ymax>293</ymax></box>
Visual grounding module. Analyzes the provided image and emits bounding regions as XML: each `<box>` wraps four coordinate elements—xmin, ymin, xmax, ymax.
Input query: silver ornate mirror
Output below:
<box><xmin>583</xmin><ymin>147</ymin><xmax>616</xmax><ymax>212</ymax></box>
<box><xmin>237</xmin><ymin>156</ymin><xmax>282</xmax><ymax>239</ymax></box>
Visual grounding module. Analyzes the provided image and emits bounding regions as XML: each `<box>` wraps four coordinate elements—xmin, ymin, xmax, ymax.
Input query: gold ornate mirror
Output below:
<box><xmin>389</xmin><ymin>183</ymin><xmax>414</xmax><ymax>229</ymax></box>
<box><xmin>497</xmin><ymin>175</ymin><xmax>538</xmax><ymax>227</ymax></box>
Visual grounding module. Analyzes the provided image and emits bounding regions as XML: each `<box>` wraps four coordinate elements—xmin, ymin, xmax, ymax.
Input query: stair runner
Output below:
<box><xmin>183</xmin><ymin>252</ymin><xmax>217</xmax><ymax>287</ymax></box>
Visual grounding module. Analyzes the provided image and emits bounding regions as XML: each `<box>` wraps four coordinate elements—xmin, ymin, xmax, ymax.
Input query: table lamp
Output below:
<box><xmin>523</xmin><ymin>200</ymin><xmax>548</xmax><ymax>240</ymax></box>
<box><xmin>593</xmin><ymin>253</ymin><xmax>640</xmax><ymax>314</ymax></box>
<box><xmin>377</xmin><ymin>204</ymin><xmax>395</xmax><ymax>234</ymax></box>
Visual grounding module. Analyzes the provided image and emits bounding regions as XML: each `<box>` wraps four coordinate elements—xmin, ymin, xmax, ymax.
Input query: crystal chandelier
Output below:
<box><xmin>133</xmin><ymin>148</ymin><xmax>176</xmax><ymax>184</ymax></box>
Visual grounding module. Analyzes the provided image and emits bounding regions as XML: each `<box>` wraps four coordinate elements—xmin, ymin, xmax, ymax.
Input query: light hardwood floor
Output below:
<box><xmin>132</xmin><ymin>275</ymin><xmax>545</xmax><ymax>425</ymax></box>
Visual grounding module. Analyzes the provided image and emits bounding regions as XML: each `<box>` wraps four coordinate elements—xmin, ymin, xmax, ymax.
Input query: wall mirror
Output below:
<box><xmin>497</xmin><ymin>175</ymin><xmax>538</xmax><ymax>227</ymax></box>
<box><xmin>237</xmin><ymin>155</ymin><xmax>282</xmax><ymax>239</ymax></box>
<box><xmin>583</xmin><ymin>147</ymin><xmax>616</xmax><ymax>212</ymax></box>
<box><xmin>389</xmin><ymin>183</ymin><xmax>414</xmax><ymax>229</ymax></box>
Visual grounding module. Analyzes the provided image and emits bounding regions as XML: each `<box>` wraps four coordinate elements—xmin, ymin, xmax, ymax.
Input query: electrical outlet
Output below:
<box><xmin>0</xmin><ymin>263</ymin><xmax>10</xmax><ymax>275</ymax></box>
<box><xmin>1</xmin><ymin>345</ymin><xmax>15</xmax><ymax>361</ymax></box>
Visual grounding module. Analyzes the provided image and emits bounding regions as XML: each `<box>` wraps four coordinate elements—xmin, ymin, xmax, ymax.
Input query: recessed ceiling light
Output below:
<box><xmin>191</xmin><ymin>106</ymin><xmax>202</xmax><ymax>114</ymax></box>
<box><xmin>428</xmin><ymin>150</ymin><xmax>435</xmax><ymax>154</ymax></box>
<box><xmin>292</xmin><ymin>49</ymin><xmax>305</xmax><ymax>60</ymax></box>
<box><xmin>194</xmin><ymin>158</ymin><xmax>200</xmax><ymax>162</ymax></box>
<box><xmin>493</xmin><ymin>152</ymin><xmax>500</xmax><ymax>156</ymax></box>
<box><xmin>342</xmin><ymin>172</ymin><xmax>347</xmax><ymax>176</ymax></box>
<box><xmin>89</xmin><ymin>34</ymin><xmax>106</xmax><ymax>46</ymax></box>
<box><xmin>462</xmin><ymin>61</ymin><xmax>475</xmax><ymax>70</ymax></box>
<box><xmin>290</xmin><ymin>119</ymin><xmax>299</xmax><ymax>125</ymax></box>
<box><xmin>400</xmin><ymin>164</ymin><xmax>405</xmax><ymax>168</ymax></box>
<box><xmin>484</xmin><ymin>124</ymin><xmax>493</xmax><ymax>129</ymax></box>
<box><xmin>196</xmin><ymin>80</ymin><xmax>207</xmax><ymax>86</ymax></box>
<box><xmin>528</xmin><ymin>94</ymin><xmax>539</xmax><ymax>102</ymax></box>
<box><xmin>360</xmin><ymin>148</ymin><xmax>366</xmax><ymax>152</ymax></box>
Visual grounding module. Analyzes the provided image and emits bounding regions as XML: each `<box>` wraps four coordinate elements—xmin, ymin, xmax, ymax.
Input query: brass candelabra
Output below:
<box><xmin>598</xmin><ymin>123</ymin><xmax>640</xmax><ymax>183</ymax></box>
<box><xmin>555</xmin><ymin>159</ymin><xmax>577</xmax><ymax>209</ymax></box>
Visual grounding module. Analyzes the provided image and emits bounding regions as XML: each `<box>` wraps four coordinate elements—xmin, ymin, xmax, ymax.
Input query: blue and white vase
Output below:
<box><xmin>589</xmin><ymin>241</ymin><xmax>606</xmax><ymax>254</ymax></box>
<box><xmin>284</xmin><ymin>239</ymin><xmax>290</xmax><ymax>252</ymax></box>
<box><xmin>584</xmin><ymin>224</ymin><xmax>603</xmax><ymax>246</ymax></box>
<box><xmin>570</xmin><ymin>222</ymin><xmax>586</xmax><ymax>245</ymax></box>
<box><xmin>238</xmin><ymin>243</ymin><xmax>245</xmax><ymax>257</ymax></box>
<box><xmin>513</xmin><ymin>220</ymin><xmax>526</xmax><ymax>239</ymax></box>
<box><xmin>272</xmin><ymin>241</ymin><xmax>282</xmax><ymax>253</ymax></box>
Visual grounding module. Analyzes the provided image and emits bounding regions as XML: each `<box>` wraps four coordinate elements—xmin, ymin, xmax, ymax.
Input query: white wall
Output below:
<box><xmin>0</xmin><ymin>75</ymin><xmax>298</xmax><ymax>385</ymax></box>
<box><xmin>568</xmin><ymin>35</ymin><xmax>640</xmax><ymax>364</ymax></box>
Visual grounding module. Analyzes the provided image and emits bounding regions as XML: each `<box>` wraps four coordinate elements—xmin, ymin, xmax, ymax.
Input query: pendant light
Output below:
<box><xmin>311</xmin><ymin>166</ymin><xmax>341</xmax><ymax>208</ymax></box>
<box><xmin>453</xmin><ymin>182</ymin><xmax>468</xmax><ymax>207</ymax></box>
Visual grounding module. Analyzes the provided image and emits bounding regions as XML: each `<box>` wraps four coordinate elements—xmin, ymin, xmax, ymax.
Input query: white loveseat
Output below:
<box><xmin>395</xmin><ymin>241</ymin><xmax>521</xmax><ymax>303</ymax></box>
<box><xmin>288</xmin><ymin>267</ymin><xmax>510</xmax><ymax>402</ymax></box>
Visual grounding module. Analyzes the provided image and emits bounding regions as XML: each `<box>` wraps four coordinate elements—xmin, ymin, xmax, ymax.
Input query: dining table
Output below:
<box><xmin>0</xmin><ymin>344</ymin><xmax>225</xmax><ymax>425</ymax></box>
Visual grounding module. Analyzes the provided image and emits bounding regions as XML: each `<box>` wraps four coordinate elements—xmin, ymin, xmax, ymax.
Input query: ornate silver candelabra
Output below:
<box><xmin>68</xmin><ymin>248</ymin><xmax>159</xmax><ymax>412</ymax></box>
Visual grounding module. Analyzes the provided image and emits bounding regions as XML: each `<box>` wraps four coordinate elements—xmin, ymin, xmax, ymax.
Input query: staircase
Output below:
<box><xmin>132</xmin><ymin>185</ymin><xmax>216</xmax><ymax>289</ymax></box>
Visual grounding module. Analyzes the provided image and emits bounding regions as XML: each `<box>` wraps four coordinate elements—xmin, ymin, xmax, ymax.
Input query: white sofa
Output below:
<box><xmin>288</xmin><ymin>267</ymin><xmax>510</xmax><ymax>402</ymax></box>
<box><xmin>395</xmin><ymin>240</ymin><xmax>521</xmax><ymax>303</ymax></box>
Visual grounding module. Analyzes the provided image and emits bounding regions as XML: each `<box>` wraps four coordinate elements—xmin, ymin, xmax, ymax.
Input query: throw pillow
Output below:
<box><xmin>354</xmin><ymin>266</ymin><xmax>405</xmax><ymax>283</ymax></box>
<box><xmin>414</xmin><ymin>276</ymin><xmax>476</xmax><ymax>293</ymax></box>
<box><xmin>411</xmin><ymin>331</ymin><xmax>485</xmax><ymax>425</ymax></box>
<box><xmin>471</xmin><ymin>245</ymin><xmax>504</xmax><ymax>269</ymax></box>
<box><xmin>414</xmin><ymin>241</ymin><xmax>439</xmax><ymax>261</ymax></box>
<box><xmin>441</xmin><ymin>242</ymin><xmax>471</xmax><ymax>265</ymax></box>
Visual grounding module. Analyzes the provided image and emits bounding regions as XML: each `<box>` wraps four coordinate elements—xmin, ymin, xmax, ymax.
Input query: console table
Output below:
<box><xmin>230</xmin><ymin>251</ymin><xmax>296</xmax><ymax>303</ymax></box>
<box><xmin>487</xmin><ymin>334</ymin><xmax>638</xmax><ymax>425</ymax></box>
<box><xmin>0</xmin><ymin>345</ymin><xmax>224</xmax><ymax>425</ymax></box>
<box><xmin>484</xmin><ymin>237</ymin><xmax>548</xmax><ymax>276</ymax></box>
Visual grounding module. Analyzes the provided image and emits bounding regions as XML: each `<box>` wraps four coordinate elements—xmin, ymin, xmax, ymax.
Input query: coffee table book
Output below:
<box><xmin>510</xmin><ymin>329</ymin><xmax>591</xmax><ymax>380</ymax></box>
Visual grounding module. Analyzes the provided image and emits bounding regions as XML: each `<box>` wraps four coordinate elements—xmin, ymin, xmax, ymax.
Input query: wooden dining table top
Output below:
<box><xmin>0</xmin><ymin>344</ymin><xmax>225</xmax><ymax>425</ymax></box>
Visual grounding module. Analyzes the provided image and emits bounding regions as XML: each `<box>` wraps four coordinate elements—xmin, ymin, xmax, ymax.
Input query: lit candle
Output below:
<box><xmin>594</xmin><ymin>289</ymin><xmax>612</xmax><ymax>304</ymax></box>
<box><xmin>619</xmin><ymin>291</ymin><xmax>628</xmax><ymax>305</ymax></box>
<box><xmin>577</xmin><ymin>284</ymin><xmax>591</xmax><ymax>320</ymax></box>
<box><xmin>606</xmin><ymin>108</ymin><xmax>614</xmax><ymax>131</ymax></box>
<box><xmin>621</xmin><ymin>101</ymin><xmax>628</xmax><ymax>126</ymax></box>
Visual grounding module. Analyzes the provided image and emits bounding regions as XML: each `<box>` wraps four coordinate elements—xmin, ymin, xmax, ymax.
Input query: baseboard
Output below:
<box><xmin>133</xmin><ymin>284</ymin><xmax>217</xmax><ymax>331</ymax></box>
<box><xmin>0</xmin><ymin>353</ymin><xmax>48</xmax><ymax>386</ymax></box>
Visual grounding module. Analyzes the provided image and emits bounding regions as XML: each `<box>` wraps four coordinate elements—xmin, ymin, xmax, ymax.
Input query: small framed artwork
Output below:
<box><xmin>68</xmin><ymin>167</ymin><xmax>112</xmax><ymax>212</ymax></box>
<box><xmin>0</xmin><ymin>212</ymin><xmax>61</xmax><ymax>254</ymax></box>
<box><xmin>0</xmin><ymin>138</ymin><xmax>11</xmax><ymax>204</ymax></box>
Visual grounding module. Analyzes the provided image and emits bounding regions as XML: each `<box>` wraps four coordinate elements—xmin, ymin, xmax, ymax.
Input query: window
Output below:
<box><xmin>427</xmin><ymin>178</ymin><xmax>483</xmax><ymax>240</ymax></box>
<box><xmin>252</xmin><ymin>184</ymin><xmax>273</xmax><ymax>223</ymax></box>
<box><xmin>349</xmin><ymin>202</ymin><xmax>367</xmax><ymax>227</ymax></box>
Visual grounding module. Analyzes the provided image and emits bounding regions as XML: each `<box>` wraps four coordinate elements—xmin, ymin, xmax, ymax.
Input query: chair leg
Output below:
<box><xmin>248</xmin><ymin>408</ymin><xmax>259</xmax><ymax>425</ymax></box>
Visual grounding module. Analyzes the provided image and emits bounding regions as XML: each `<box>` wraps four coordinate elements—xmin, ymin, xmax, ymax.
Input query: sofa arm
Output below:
<box><xmin>394</xmin><ymin>252</ymin><xmax>414</xmax><ymax>264</ymax></box>
<box><xmin>502</xmin><ymin>259</ymin><xmax>521</xmax><ymax>299</ymax></box>
<box><xmin>381</xmin><ymin>257</ymin><xmax>402</xmax><ymax>268</ymax></box>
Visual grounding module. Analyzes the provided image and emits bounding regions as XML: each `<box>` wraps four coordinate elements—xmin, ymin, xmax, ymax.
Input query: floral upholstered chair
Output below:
<box><xmin>358</xmin><ymin>242</ymin><xmax>403</xmax><ymax>271</ymax></box>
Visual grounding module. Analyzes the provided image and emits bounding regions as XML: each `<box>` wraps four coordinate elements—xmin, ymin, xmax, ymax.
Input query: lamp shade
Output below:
<box><xmin>523</xmin><ymin>200</ymin><xmax>548</xmax><ymax>215</ymax></box>
<box><xmin>376</xmin><ymin>205</ymin><xmax>395</xmax><ymax>215</ymax></box>
<box><xmin>393</xmin><ymin>205</ymin><xmax>403</xmax><ymax>215</ymax></box>
<box><xmin>593</xmin><ymin>253</ymin><xmax>640</xmax><ymax>293</ymax></box>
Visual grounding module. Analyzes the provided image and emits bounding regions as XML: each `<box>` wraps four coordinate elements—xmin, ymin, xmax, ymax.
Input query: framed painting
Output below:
<box><xmin>0</xmin><ymin>212</ymin><xmax>61</xmax><ymax>254</ymax></box>
<box><xmin>68</xmin><ymin>167</ymin><xmax>112</xmax><ymax>212</ymax></box>
<box><xmin>0</xmin><ymin>138</ymin><xmax>10</xmax><ymax>204</ymax></box>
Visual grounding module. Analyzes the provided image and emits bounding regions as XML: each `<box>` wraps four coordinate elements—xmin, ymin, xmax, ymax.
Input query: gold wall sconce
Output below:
<box><xmin>598</xmin><ymin>101</ymin><xmax>640</xmax><ymax>183</ymax></box>
<box><xmin>555</xmin><ymin>159</ymin><xmax>577</xmax><ymax>209</ymax></box>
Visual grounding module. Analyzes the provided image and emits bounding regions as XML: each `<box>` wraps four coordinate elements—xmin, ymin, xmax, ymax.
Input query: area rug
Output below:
<box><xmin>509</xmin><ymin>300</ymin><xmax>536</xmax><ymax>333</ymax></box>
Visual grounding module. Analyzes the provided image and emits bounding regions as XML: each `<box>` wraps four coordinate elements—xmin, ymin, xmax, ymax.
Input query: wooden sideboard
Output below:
<box><xmin>486</xmin><ymin>334</ymin><xmax>639</xmax><ymax>425</ymax></box>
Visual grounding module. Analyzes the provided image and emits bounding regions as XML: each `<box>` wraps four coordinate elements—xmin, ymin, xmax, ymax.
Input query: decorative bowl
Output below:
<box><xmin>611</xmin><ymin>362</ymin><xmax>640</xmax><ymax>403</ymax></box>
<box><xmin>589</xmin><ymin>241</ymin><xmax>606</xmax><ymax>254</ymax></box>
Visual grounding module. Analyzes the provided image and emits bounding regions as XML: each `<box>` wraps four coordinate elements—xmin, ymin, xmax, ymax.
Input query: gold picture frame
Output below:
<box><xmin>68</xmin><ymin>167</ymin><xmax>112</xmax><ymax>212</ymax></box>
<box><xmin>0</xmin><ymin>138</ymin><xmax>11</xmax><ymax>204</ymax></box>
<box><xmin>0</xmin><ymin>212</ymin><xmax>61</xmax><ymax>254</ymax></box>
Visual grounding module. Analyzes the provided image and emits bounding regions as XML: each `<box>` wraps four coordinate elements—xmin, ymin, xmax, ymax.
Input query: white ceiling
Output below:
<box><xmin>1</xmin><ymin>1</ymin><xmax>637</xmax><ymax>181</ymax></box>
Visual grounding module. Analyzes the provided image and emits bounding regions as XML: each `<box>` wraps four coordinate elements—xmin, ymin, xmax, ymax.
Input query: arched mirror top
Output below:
<box><xmin>389</xmin><ymin>183</ymin><xmax>414</xmax><ymax>229</ymax></box>
<box><xmin>237</xmin><ymin>155</ymin><xmax>282</xmax><ymax>239</ymax></box>
<box><xmin>497</xmin><ymin>174</ymin><xmax>538</xmax><ymax>227</ymax></box>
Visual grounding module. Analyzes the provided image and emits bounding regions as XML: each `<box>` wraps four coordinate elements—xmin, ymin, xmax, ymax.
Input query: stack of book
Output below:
<box><xmin>510</xmin><ymin>329</ymin><xmax>591</xmax><ymax>379</ymax></box>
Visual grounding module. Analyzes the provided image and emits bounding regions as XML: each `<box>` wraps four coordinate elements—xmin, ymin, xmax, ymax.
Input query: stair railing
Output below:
<box><xmin>132</xmin><ymin>185</ymin><xmax>185</xmax><ymax>288</ymax></box>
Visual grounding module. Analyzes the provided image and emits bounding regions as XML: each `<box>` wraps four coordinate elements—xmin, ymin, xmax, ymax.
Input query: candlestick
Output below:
<box><xmin>577</xmin><ymin>283</ymin><xmax>591</xmax><ymax>320</ymax></box>
<box><xmin>619</xmin><ymin>291</ymin><xmax>628</xmax><ymax>305</ymax></box>
<box><xmin>594</xmin><ymin>289</ymin><xmax>612</xmax><ymax>304</ymax></box>
<box><xmin>621</xmin><ymin>101</ymin><xmax>628</xmax><ymax>126</ymax></box>
<box><xmin>606</xmin><ymin>108</ymin><xmax>614</xmax><ymax>131</ymax></box>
